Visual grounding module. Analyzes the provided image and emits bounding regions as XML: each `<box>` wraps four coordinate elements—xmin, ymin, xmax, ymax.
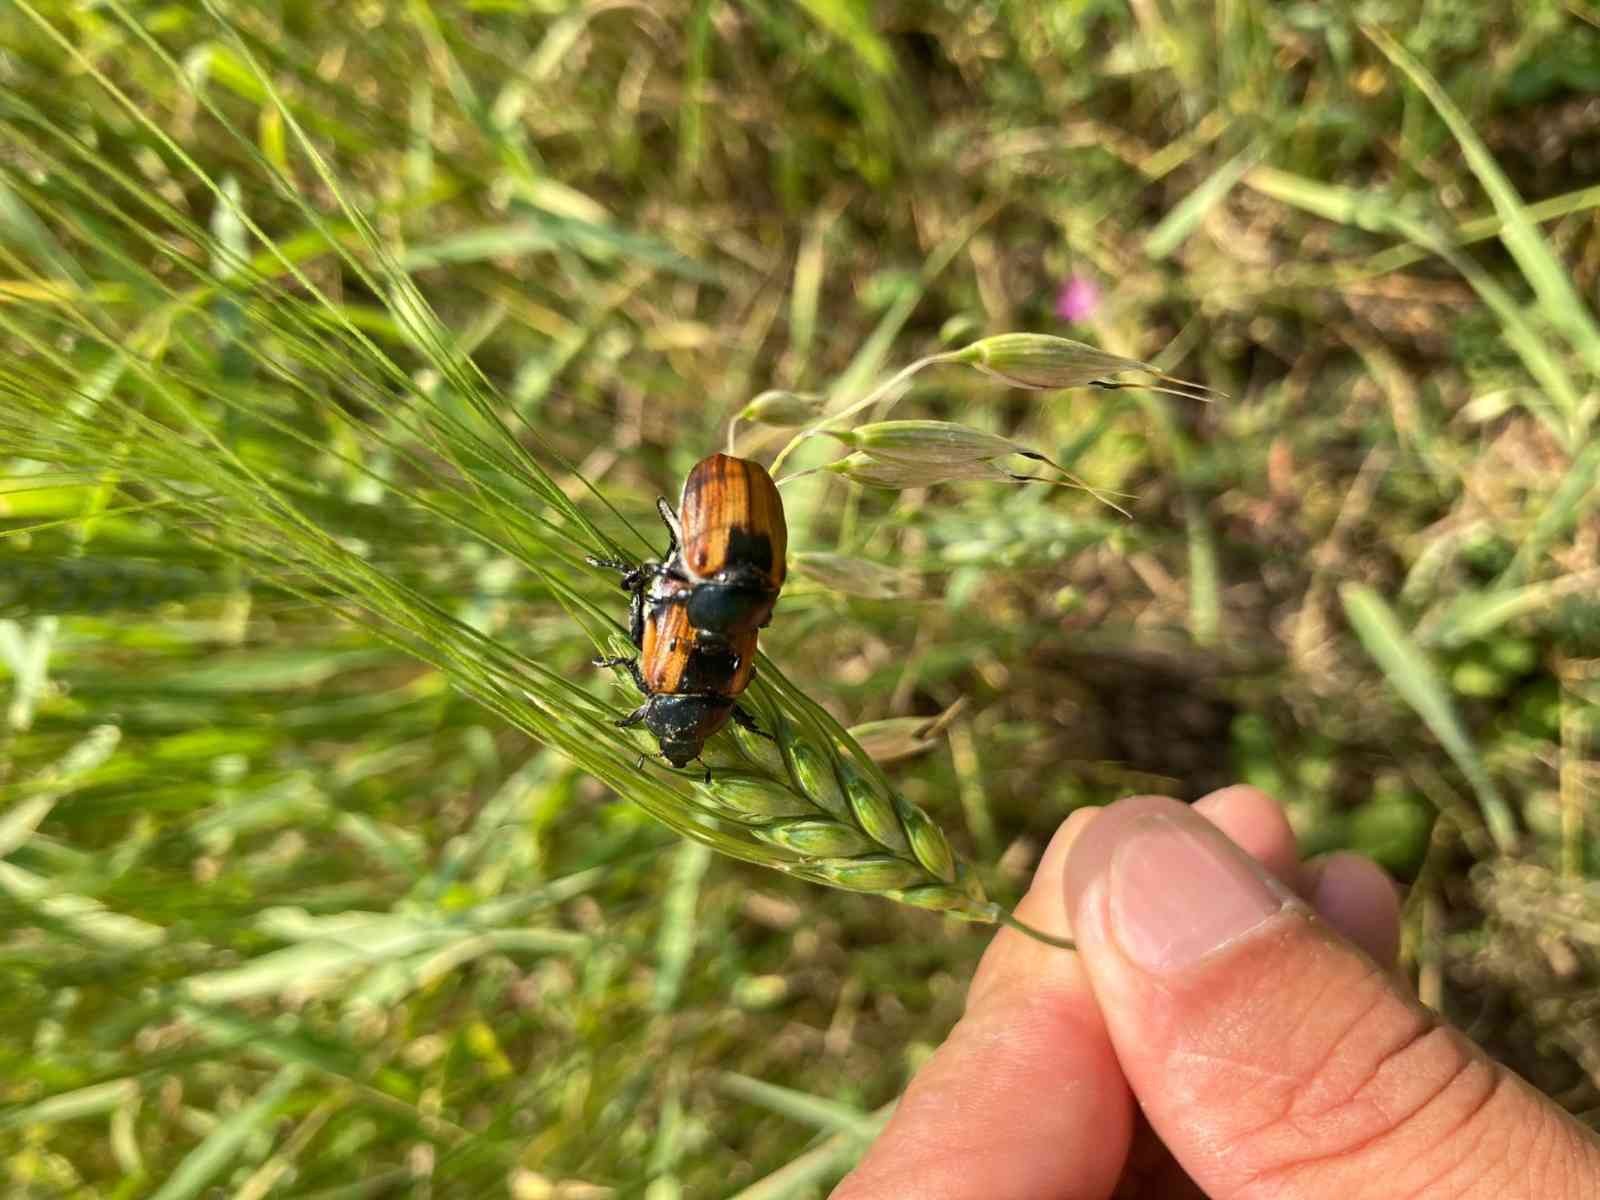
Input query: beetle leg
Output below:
<box><xmin>589</xmin><ymin>555</ymin><xmax>655</xmax><ymax>605</ymax></box>
<box><xmin>594</xmin><ymin>655</ymin><xmax>649</xmax><ymax>694</ymax></box>
<box><xmin>620</xmin><ymin>564</ymin><xmax>656</xmax><ymax>594</ymax></box>
<box><xmin>730</xmin><ymin>704</ymin><xmax>772</xmax><ymax>740</ymax></box>
<box><xmin>615</xmin><ymin>703</ymin><xmax>649</xmax><ymax>729</ymax></box>
<box><xmin>627</xmin><ymin>584</ymin><xmax>646</xmax><ymax>648</ymax></box>
<box><xmin>586</xmin><ymin>553</ymin><xmax>635</xmax><ymax>576</ymax></box>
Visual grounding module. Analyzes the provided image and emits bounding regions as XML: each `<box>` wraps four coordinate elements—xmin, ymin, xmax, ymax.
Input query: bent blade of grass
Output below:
<box><xmin>1419</xmin><ymin>569</ymin><xmax>1600</xmax><ymax>651</ymax></box>
<box><xmin>1339</xmin><ymin>584</ymin><xmax>1517</xmax><ymax>854</ymax></box>
<box><xmin>1366</xmin><ymin>25</ymin><xmax>1600</xmax><ymax>396</ymax></box>
<box><xmin>715</xmin><ymin>1074</ymin><xmax>883</xmax><ymax>1139</ymax></box>
<box><xmin>0</xmin><ymin>860</ymin><xmax>166</xmax><ymax>949</ymax></box>
<box><xmin>148</xmin><ymin>1064</ymin><xmax>305</xmax><ymax>1200</ymax></box>
<box><xmin>725</xmin><ymin>1104</ymin><xmax>896</xmax><ymax>1200</ymax></box>
<box><xmin>0</xmin><ymin>1079</ymin><xmax>139</xmax><ymax>1132</ymax></box>
<box><xmin>1183</xmin><ymin>491</ymin><xmax>1221</xmax><ymax>647</ymax></box>
<box><xmin>1246</xmin><ymin>166</ymin><xmax>1581</xmax><ymax>449</ymax></box>
<box><xmin>1497</xmin><ymin>438</ymin><xmax>1600</xmax><ymax>589</ymax></box>
<box><xmin>1143</xmin><ymin>145</ymin><xmax>1258</xmax><ymax>260</ymax></box>
<box><xmin>1358</xmin><ymin>180</ymin><xmax>1600</xmax><ymax>280</ymax></box>
<box><xmin>823</xmin><ymin>201</ymin><xmax>999</xmax><ymax>408</ymax></box>
<box><xmin>652</xmin><ymin>839</ymin><xmax>714</xmax><ymax>1013</ymax></box>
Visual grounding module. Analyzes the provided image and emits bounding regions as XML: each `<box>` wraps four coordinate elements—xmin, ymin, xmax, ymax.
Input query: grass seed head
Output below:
<box><xmin>898</xmin><ymin>797</ymin><xmax>958</xmax><ymax>883</ymax></box>
<box><xmin>674</xmin><ymin>691</ymin><xmax>989</xmax><ymax>914</ymax></box>
<box><xmin>823</xmin><ymin>451</ymin><xmax>1025</xmax><ymax>489</ymax></box>
<box><xmin>822</xmin><ymin>419</ymin><xmax>1022</xmax><ymax>465</ymax></box>
<box><xmin>801</xmin><ymin>854</ymin><xmax>929</xmax><ymax>892</ymax></box>
<box><xmin>955</xmin><ymin>333</ymin><xmax>1221</xmax><ymax>402</ymax></box>
<box><xmin>956</xmin><ymin>333</ymin><xmax>1152</xmax><ymax>390</ymax></box>
<box><xmin>697</xmin><ymin>772</ymin><xmax>816</xmax><ymax>821</ymax></box>
<box><xmin>888</xmin><ymin>872</ymin><xmax>990</xmax><ymax>916</ymax></box>
<box><xmin>841</xmin><ymin>762</ymin><xmax>911</xmax><ymax>854</ymax></box>
<box><xmin>786</xmin><ymin>742</ymin><xmax>852</xmax><ymax>821</ymax></box>
<box><xmin>755</xmin><ymin>818</ymin><xmax>878</xmax><ymax>857</ymax></box>
<box><xmin>737</xmin><ymin>390</ymin><xmax>828</xmax><ymax>427</ymax></box>
<box><xmin>792</xmin><ymin>552</ymin><xmax>909</xmax><ymax>600</ymax></box>
<box><xmin>730</xmin><ymin>710</ymin><xmax>790</xmax><ymax>775</ymax></box>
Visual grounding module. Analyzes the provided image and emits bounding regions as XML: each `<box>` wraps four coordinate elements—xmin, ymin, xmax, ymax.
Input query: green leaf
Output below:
<box><xmin>1144</xmin><ymin>147</ymin><xmax>1258</xmax><ymax>260</ymax></box>
<box><xmin>148</xmin><ymin>1066</ymin><xmax>305</xmax><ymax>1200</ymax></box>
<box><xmin>1339</xmin><ymin>584</ymin><xmax>1516</xmax><ymax>853</ymax></box>
<box><xmin>1367</xmin><ymin>25</ymin><xmax>1600</xmax><ymax>401</ymax></box>
<box><xmin>791</xmin><ymin>0</ymin><xmax>896</xmax><ymax>76</ymax></box>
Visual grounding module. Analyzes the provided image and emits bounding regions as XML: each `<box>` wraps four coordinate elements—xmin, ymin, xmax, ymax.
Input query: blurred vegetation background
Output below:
<box><xmin>4</xmin><ymin>0</ymin><xmax>1600</xmax><ymax>1195</ymax></box>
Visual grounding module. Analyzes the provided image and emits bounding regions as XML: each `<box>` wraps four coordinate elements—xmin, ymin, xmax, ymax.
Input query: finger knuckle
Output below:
<box><xmin>1235</xmin><ymin>995</ymin><xmax>1511</xmax><ymax>1199</ymax></box>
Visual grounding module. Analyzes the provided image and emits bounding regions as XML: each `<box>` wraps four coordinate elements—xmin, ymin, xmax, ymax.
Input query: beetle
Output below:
<box><xmin>593</xmin><ymin>575</ymin><xmax>764</xmax><ymax>770</ymax></box>
<box><xmin>588</xmin><ymin>454</ymin><xmax>785</xmax><ymax>769</ymax></box>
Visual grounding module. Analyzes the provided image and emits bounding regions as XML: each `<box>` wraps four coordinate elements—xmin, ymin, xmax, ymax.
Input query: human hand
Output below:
<box><xmin>833</xmin><ymin>787</ymin><xmax>1600</xmax><ymax>1199</ymax></box>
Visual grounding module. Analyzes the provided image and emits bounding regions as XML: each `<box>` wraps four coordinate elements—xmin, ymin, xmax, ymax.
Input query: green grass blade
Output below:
<box><xmin>1183</xmin><ymin>491</ymin><xmax>1220</xmax><ymax>646</ymax></box>
<box><xmin>1497</xmin><ymin>438</ymin><xmax>1600</xmax><ymax>588</ymax></box>
<box><xmin>1339</xmin><ymin>584</ymin><xmax>1517</xmax><ymax>853</ymax></box>
<box><xmin>1366</xmin><ymin>25</ymin><xmax>1600</xmax><ymax>394</ymax></box>
<box><xmin>715</xmin><ymin>1074</ymin><xmax>882</xmax><ymax>1138</ymax></box>
<box><xmin>724</xmin><ymin>1106</ymin><xmax>894</xmax><ymax>1200</ymax></box>
<box><xmin>1421</xmin><ymin>569</ymin><xmax>1600</xmax><ymax>650</ymax></box>
<box><xmin>1247</xmin><ymin>165</ymin><xmax>1581</xmax><ymax>448</ymax></box>
<box><xmin>148</xmin><ymin>1065</ymin><xmax>305</xmax><ymax>1200</ymax></box>
<box><xmin>1144</xmin><ymin>146</ymin><xmax>1257</xmax><ymax>260</ymax></box>
<box><xmin>0</xmin><ymin>172</ymin><xmax>89</xmax><ymax>287</ymax></box>
<box><xmin>0</xmin><ymin>1080</ymin><xmax>139</xmax><ymax>1132</ymax></box>
<box><xmin>652</xmin><ymin>840</ymin><xmax>713</xmax><ymax>1013</ymax></box>
<box><xmin>791</xmin><ymin>0</ymin><xmax>896</xmax><ymax>77</ymax></box>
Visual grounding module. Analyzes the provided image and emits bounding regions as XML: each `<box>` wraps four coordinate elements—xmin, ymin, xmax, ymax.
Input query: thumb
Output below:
<box><xmin>1064</xmin><ymin>795</ymin><xmax>1600</xmax><ymax>1200</ymax></box>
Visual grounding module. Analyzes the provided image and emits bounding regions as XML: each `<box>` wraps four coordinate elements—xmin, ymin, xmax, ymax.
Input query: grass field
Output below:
<box><xmin>4</xmin><ymin>1</ymin><xmax>1600</xmax><ymax>1194</ymax></box>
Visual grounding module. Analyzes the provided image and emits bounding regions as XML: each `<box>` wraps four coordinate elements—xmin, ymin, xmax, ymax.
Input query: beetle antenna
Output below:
<box><xmin>655</xmin><ymin>497</ymin><xmax>684</xmax><ymax>555</ymax></box>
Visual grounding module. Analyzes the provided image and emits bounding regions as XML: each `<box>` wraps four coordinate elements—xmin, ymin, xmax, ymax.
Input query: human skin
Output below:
<box><xmin>832</xmin><ymin>786</ymin><xmax>1600</xmax><ymax>1200</ymax></box>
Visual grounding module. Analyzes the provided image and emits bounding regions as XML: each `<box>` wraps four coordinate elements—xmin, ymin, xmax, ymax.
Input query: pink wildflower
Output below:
<box><xmin>1054</xmin><ymin>274</ymin><xmax>1101</xmax><ymax>323</ymax></box>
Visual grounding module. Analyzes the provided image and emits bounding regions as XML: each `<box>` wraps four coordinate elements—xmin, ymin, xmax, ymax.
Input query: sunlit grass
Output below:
<box><xmin>5</xmin><ymin>1</ymin><xmax>1600</xmax><ymax>1193</ymax></box>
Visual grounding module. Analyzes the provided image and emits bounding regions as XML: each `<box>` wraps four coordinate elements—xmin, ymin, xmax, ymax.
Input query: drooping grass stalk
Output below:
<box><xmin>762</xmin><ymin>334</ymin><xmax>1219</xmax><ymax>513</ymax></box>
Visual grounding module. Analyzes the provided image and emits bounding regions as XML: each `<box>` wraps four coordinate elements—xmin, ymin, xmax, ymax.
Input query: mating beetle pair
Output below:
<box><xmin>590</xmin><ymin>454</ymin><xmax>788</xmax><ymax>770</ymax></box>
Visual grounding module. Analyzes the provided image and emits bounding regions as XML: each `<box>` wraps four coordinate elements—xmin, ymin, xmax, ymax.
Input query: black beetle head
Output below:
<box><xmin>643</xmin><ymin>693</ymin><xmax>735</xmax><ymax>768</ymax></box>
<box><xmin>657</xmin><ymin>738</ymin><xmax>703</xmax><ymax>768</ymax></box>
